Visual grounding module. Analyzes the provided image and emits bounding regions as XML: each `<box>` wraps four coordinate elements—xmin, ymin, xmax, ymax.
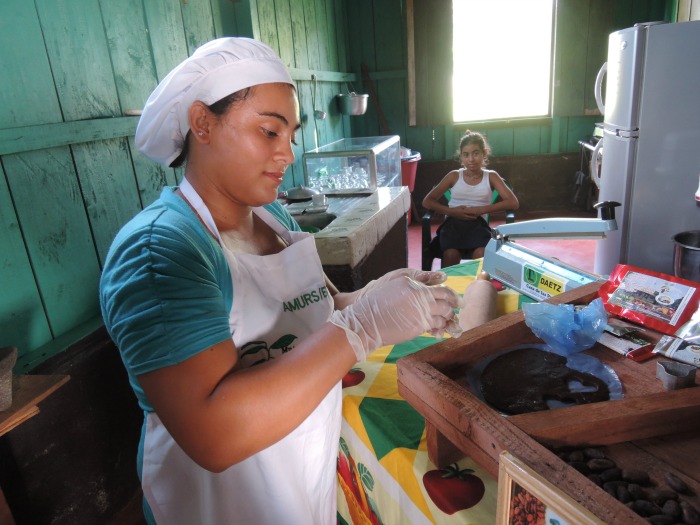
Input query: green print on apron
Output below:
<box><xmin>242</xmin><ymin>283</ymin><xmax>332</xmax><ymax>366</ymax></box>
<box><xmin>141</xmin><ymin>178</ymin><xmax>341</xmax><ymax>525</ymax></box>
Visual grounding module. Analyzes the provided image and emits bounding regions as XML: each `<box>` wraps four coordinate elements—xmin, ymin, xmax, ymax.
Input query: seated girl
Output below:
<box><xmin>423</xmin><ymin>130</ymin><xmax>519</xmax><ymax>268</ymax></box>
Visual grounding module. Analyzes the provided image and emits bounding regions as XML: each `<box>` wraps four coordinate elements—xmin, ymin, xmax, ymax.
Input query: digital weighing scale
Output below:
<box><xmin>483</xmin><ymin>201</ymin><xmax>619</xmax><ymax>301</ymax></box>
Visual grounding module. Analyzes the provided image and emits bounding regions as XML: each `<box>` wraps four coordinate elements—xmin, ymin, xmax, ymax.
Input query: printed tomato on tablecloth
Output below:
<box><xmin>342</xmin><ymin>368</ymin><xmax>366</xmax><ymax>388</ymax></box>
<box><xmin>423</xmin><ymin>464</ymin><xmax>486</xmax><ymax>515</ymax></box>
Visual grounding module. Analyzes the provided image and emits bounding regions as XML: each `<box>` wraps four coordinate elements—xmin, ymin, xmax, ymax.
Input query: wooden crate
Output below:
<box><xmin>397</xmin><ymin>282</ymin><xmax>700</xmax><ymax>524</ymax></box>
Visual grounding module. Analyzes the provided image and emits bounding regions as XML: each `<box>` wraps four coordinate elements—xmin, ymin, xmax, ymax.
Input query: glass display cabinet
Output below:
<box><xmin>303</xmin><ymin>135</ymin><xmax>401</xmax><ymax>194</ymax></box>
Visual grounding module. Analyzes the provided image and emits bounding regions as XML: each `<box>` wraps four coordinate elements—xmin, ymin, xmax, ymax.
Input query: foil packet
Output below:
<box><xmin>653</xmin><ymin>303</ymin><xmax>700</xmax><ymax>367</ymax></box>
<box><xmin>598</xmin><ymin>264</ymin><xmax>700</xmax><ymax>336</ymax></box>
<box><xmin>653</xmin><ymin>335</ymin><xmax>700</xmax><ymax>367</ymax></box>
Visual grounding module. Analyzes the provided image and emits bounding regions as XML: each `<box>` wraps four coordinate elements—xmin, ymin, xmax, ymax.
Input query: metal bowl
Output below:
<box><xmin>673</xmin><ymin>230</ymin><xmax>700</xmax><ymax>282</ymax></box>
<box><xmin>336</xmin><ymin>93</ymin><xmax>368</xmax><ymax>116</ymax></box>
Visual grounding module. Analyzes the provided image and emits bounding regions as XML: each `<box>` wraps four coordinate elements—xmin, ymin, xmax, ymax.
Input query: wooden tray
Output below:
<box><xmin>397</xmin><ymin>282</ymin><xmax>700</xmax><ymax>524</ymax></box>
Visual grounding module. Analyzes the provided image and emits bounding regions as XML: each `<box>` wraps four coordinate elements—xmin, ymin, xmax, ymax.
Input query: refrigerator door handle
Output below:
<box><xmin>616</xmin><ymin>129</ymin><xmax>639</xmax><ymax>139</ymax></box>
<box><xmin>591</xmin><ymin>138</ymin><xmax>604</xmax><ymax>189</ymax></box>
<box><xmin>595</xmin><ymin>62</ymin><xmax>607</xmax><ymax>115</ymax></box>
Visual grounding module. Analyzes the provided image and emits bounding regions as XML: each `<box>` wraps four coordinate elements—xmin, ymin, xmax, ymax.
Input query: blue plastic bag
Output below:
<box><xmin>522</xmin><ymin>298</ymin><xmax>607</xmax><ymax>355</ymax></box>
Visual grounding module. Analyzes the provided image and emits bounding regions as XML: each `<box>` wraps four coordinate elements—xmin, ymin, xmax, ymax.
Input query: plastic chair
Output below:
<box><xmin>421</xmin><ymin>184</ymin><xmax>515</xmax><ymax>271</ymax></box>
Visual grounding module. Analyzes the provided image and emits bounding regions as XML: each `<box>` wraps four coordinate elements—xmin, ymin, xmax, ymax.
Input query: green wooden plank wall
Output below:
<box><xmin>249</xmin><ymin>0</ymin><xmax>353</xmax><ymax>187</ymax></box>
<box><xmin>0</xmin><ymin>0</ymin><xmax>355</xmax><ymax>371</ymax></box>
<box><xmin>0</xmin><ymin>1</ymin><xmax>213</xmax><ymax>370</ymax></box>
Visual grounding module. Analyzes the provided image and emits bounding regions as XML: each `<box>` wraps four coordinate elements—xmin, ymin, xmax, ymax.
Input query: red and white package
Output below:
<box><xmin>598</xmin><ymin>264</ymin><xmax>700</xmax><ymax>336</ymax></box>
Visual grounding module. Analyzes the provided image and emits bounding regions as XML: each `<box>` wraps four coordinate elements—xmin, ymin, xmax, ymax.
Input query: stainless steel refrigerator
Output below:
<box><xmin>593</xmin><ymin>20</ymin><xmax>700</xmax><ymax>277</ymax></box>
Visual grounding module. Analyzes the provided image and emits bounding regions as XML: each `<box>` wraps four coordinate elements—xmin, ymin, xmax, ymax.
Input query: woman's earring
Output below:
<box><xmin>197</xmin><ymin>130</ymin><xmax>204</xmax><ymax>137</ymax></box>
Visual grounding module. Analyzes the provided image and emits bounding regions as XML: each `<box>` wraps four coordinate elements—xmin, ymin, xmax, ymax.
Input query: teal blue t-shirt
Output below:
<box><xmin>99</xmin><ymin>186</ymin><xmax>299</xmax><ymax>413</ymax></box>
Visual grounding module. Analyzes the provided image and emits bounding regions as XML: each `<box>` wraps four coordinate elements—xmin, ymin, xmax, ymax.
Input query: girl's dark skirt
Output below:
<box><xmin>438</xmin><ymin>216</ymin><xmax>492</xmax><ymax>253</ymax></box>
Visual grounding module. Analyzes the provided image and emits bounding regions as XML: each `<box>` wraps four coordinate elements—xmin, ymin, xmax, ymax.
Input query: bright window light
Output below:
<box><xmin>453</xmin><ymin>0</ymin><xmax>554</xmax><ymax>122</ymax></box>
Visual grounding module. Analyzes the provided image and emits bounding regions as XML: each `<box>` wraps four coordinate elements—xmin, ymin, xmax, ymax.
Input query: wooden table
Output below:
<box><xmin>397</xmin><ymin>282</ymin><xmax>700</xmax><ymax>524</ymax></box>
<box><xmin>0</xmin><ymin>374</ymin><xmax>70</xmax><ymax>524</ymax></box>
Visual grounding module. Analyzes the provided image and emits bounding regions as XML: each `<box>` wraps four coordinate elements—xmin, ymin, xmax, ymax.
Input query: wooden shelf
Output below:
<box><xmin>0</xmin><ymin>374</ymin><xmax>70</xmax><ymax>436</ymax></box>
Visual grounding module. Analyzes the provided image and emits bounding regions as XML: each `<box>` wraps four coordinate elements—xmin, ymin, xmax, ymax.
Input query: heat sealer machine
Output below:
<box><xmin>483</xmin><ymin>201</ymin><xmax>619</xmax><ymax>301</ymax></box>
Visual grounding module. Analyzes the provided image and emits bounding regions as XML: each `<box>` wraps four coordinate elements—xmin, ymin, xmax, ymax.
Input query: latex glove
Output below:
<box><xmin>330</xmin><ymin>276</ymin><xmax>464</xmax><ymax>362</ymax></box>
<box><xmin>356</xmin><ymin>268</ymin><xmax>448</xmax><ymax>300</ymax></box>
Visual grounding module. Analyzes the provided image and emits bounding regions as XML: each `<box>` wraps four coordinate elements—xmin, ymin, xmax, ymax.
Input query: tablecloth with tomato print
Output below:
<box><xmin>336</xmin><ymin>259</ymin><xmax>534</xmax><ymax>525</ymax></box>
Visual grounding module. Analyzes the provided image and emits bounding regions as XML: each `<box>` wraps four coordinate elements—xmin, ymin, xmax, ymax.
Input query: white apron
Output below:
<box><xmin>141</xmin><ymin>179</ymin><xmax>341</xmax><ymax>525</ymax></box>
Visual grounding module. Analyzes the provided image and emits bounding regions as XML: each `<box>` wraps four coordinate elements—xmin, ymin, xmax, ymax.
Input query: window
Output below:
<box><xmin>452</xmin><ymin>0</ymin><xmax>555</xmax><ymax>122</ymax></box>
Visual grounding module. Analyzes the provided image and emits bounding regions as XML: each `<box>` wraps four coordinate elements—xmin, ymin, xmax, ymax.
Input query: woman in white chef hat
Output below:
<box><xmin>100</xmin><ymin>37</ymin><xmax>462</xmax><ymax>525</ymax></box>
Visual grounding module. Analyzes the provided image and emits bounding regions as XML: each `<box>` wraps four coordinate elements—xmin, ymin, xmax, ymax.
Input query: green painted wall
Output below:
<box><xmin>0</xmin><ymin>0</ymin><xmax>675</xmax><ymax>370</ymax></box>
<box><xmin>0</xmin><ymin>0</ymin><xmax>353</xmax><ymax>371</ymax></box>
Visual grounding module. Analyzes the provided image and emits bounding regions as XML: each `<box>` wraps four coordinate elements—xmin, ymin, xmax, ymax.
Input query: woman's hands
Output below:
<box><xmin>330</xmin><ymin>276</ymin><xmax>464</xmax><ymax>362</ymax></box>
<box><xmin>357</xmin><ymin>268</ymin><xmax>448</xmax><ymax>299</ymax></box>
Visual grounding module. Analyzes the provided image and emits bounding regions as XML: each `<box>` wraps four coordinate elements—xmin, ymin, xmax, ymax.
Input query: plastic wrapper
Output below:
<box><xmin>598</xmin><ymin>264</ymin><xmax>700</xmax><ymax>336</ymax></box>
<box><xmin>653</xmin><ymin>335</ymin><xmax>700</xmax><ymax>367</ymax></box>
<box><xmin>675</xmin><ymin>303</ymin><xmax>700</xmax><ymax>344</ymax></box>
<box><xmin>522</xmin><ymin>298</ymin><xmax>607</xmax><ymax>355</ymax></box>
<box><xmin>652</xmin><ymin>303</ymin><xmax>700</xmax><ymax>367</ymax></box>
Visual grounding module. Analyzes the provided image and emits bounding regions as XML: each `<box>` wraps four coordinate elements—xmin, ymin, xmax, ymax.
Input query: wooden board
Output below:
<box><xmin>143</xmin><ymin>0</ymin><xmax>189</xmax><ymax>81</ymax></box>
<box><xmin>72</xmin><ymin>139</ymin><xmax>142</xmax><ymax>264</ymax></box>
<box><xmin>397</xmin><ymin>282</ymin><xmax>700</xmax><ymax>524</ymax></box>
<box><xmin>0</xmin><ymin>0</ymin><xmax>68</xmax><ymax>357</ymax></box>
<box><xmin>181</xmin><ymin>0</ymin><xmax>216</xmax><ymax>53</ymax></box>
<box><xmin>510</xmin><ymin>387</ymin><xmax>700</xmax><ymax>447</ymax></box>
<box><xmin>3</xmin><ymin>149</ymin><xmax>103</xmax><ymax>338</ymax></box>
<box><xmin>0</xmin><ymin>374</ymin><xmax>70</xmax><ymax>436</ymax></box>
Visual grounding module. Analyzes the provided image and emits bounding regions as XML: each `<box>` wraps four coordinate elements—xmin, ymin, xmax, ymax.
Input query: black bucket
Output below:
<box><xmin>673</xmin><ymin>230</ymin><xmax>700</xmax><ymax>282</ymax></box>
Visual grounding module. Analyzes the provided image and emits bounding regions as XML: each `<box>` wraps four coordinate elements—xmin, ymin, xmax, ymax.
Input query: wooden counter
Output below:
<box><xmin>311</xmin><ymin>186</ymin><xmax>410</xmax><ymax>267</ymax></box>
<box><xmin>289</xmin><ymin>187</ymin><xmax>411</xmax><ymax>291</ymax></box>
<box><xmin>397</xmin><ymin>282</ymin><xmax>700</xmax><ymax>524</ymax></box>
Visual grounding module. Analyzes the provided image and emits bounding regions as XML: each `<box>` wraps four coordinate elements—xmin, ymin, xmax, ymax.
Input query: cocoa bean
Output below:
<box><xmin>633</xmin><ymin>500</ymin><xmax>663</xmax><ymax>517</ymax></box>
<box><xmin>661</xmin><ymin>500</ymin><xmax>681</xmax><ymax>519</ymax></box>
<box><xmin>583</xmin><ymin>447</ymin><xmax>605</xmax><ymax>459</ymax></box>
<box><xmin>617</xmin><ymin>484</ymin><xmax>632</xmax><ymax>504</ymax></box>
<box><xmin>568</xmin><ymin>461</ymin><xmax>590</xmax><ymax>475</ymax></box>
<box><xmin>680</xmin><ymin>500</ymin><xmax>700</xmax><ymax>525</ymax></box>
<box><xmin>646</xmin><ymin>515</ymin><xmax>675</xmax><ymax>525</ymax></box>
<box><xmin>587</xmin><ymin>458</ymin><xmax>616</xmax><ymax>472</ymax></box>
<box><xmin>600</xmin><ymin>467</ymin><xmax>622</xmax><ymax>482</ymax></box>
<box><xmin>567</xmin><ymin>449</ymin><xmax>585</xmax><ymax>462</ymax></box>
<box><xmin>628</xmin><ymin>483</ymin><xmax>647</xmax><ymax>500</ymax></box>
<box><xmin>647</xmin><ymin>488</ymin><xmax>678</xmax><ymax>505</ymax></box>
<box><xmin>664</xmin><ymin>472</ymin><xmax>691</xmax><ymax>495</ymax></box>
<box><xmin>622</xmin><ymin>469</ymin><xmax>651</xmax><ymax>484</ymax></box>
<box><xmin>587</xmin><ymin>473</ymin><xmax>603</xmax><ymax>486</ymax></box>
<box><xmin>603</xmin><ymin>480</ymin><xmax>627</xmax><ymax>492</ymax></box>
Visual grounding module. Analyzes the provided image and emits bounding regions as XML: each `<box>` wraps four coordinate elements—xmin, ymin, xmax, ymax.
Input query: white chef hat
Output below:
<box><xmin>135</xmin><ymin>37</ymin><xmax>295</xmax><ymax>167</ymax></box>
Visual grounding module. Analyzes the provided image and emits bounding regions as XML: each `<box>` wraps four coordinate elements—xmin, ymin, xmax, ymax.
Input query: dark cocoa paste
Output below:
<box><xmin>479</xmin><ymin>347</ymin><xmax>610</xmax><ymax>415</ymax></box>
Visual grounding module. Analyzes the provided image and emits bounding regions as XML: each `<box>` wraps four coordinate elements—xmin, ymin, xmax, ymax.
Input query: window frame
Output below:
<box><xmin>408</xmin><ymin>0</ymin><xmax>596</xmax><ymax>128</ymax></box>
<box><xmin>451</xmin><ymin>0</ymin><xmax>557</xmax><ymax>124</ymax></box>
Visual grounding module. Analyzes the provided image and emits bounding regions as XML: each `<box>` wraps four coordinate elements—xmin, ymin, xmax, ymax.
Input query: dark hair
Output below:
<box><xmin>169</xmin><ymin>87</ymin><xmax>253</xmax><ymax>168</ymax></box>
<box><xmin>455</xmin><ymin>129</ymin><xmax>491</xmax><ymax>165</ymax></box>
